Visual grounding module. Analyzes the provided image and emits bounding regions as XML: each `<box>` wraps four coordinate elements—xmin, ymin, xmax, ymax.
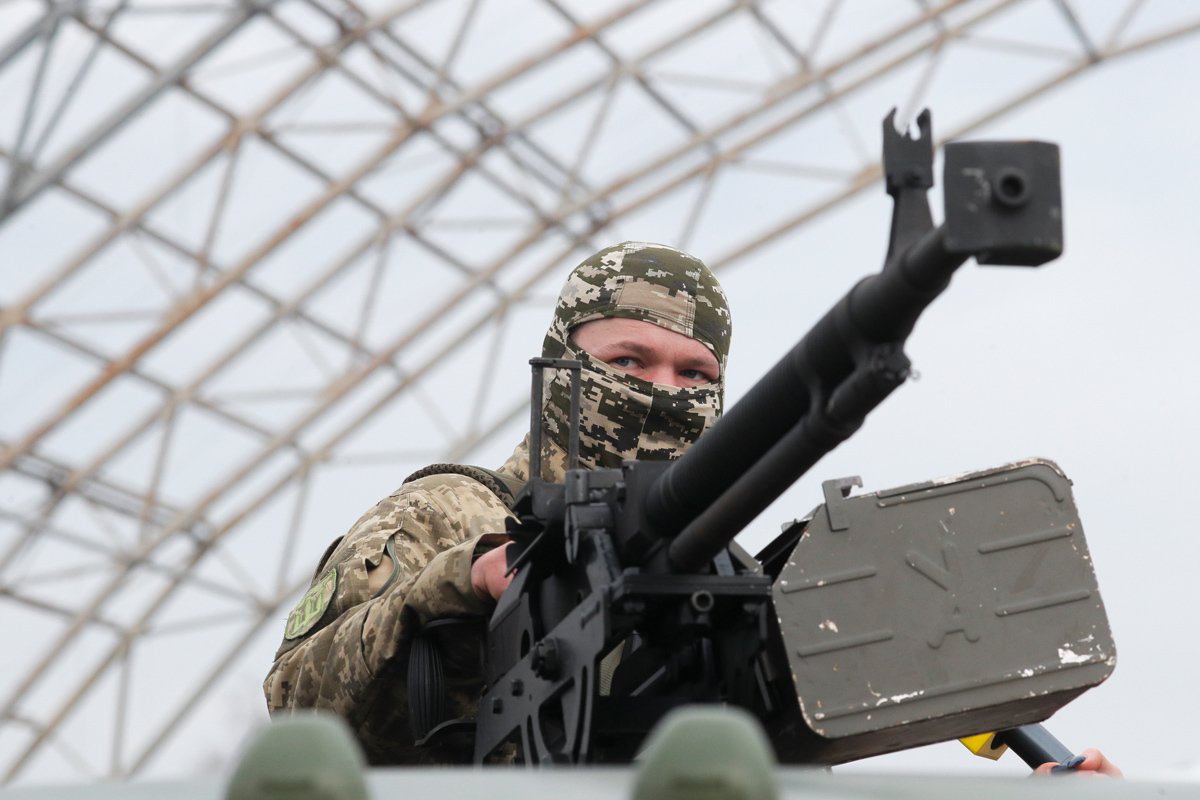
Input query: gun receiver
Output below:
<box><xmin>444</xmin><ymin>109</ymin><xmax>1105</xmax><ymax>766</ymax></box>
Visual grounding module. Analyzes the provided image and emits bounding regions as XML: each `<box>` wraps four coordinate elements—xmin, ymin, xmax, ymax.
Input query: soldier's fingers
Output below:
<box><xmin>1078</xmin><ymin>748</ymin><xmax>1122</xmax><ymax>777</ymax></box>
<box><xmin>471</xmin><ymin>543</ymin><xmax>515</xmax><ymax>602</ymax></box>
<box><xmin>1033</xmin><ymin>749</ymin><xmax>1121</xmax><ymax>778</ymax></box>
<box><xmin>488</xmin><ymin>543</ymin><xmax>515</xmax><ymax>600</ymax></box>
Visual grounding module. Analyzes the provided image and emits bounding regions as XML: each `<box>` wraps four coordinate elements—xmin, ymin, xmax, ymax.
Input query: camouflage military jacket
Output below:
<box><xmin>263</xmin><ymin>436</ymin><xmax>559</xmax><ymax>765</ymax></box>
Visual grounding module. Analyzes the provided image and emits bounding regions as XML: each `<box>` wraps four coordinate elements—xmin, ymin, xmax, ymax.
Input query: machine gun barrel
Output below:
<box><xmin>643</xmin><ymin>124</ymin><xmax>1062</xmax><ymax>573</ymax></box>
<box><xmin>653</xmin><ymin>227</ymin><xmax>963</xmax><ymax>573</ymax></box>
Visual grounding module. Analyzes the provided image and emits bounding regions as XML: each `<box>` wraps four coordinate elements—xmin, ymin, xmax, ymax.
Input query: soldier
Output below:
<box><xmin>264</xmin><ymin>241</ymin><xmax>729</xmax><ymax>764</ymax></box>
<box><xmin>264</xmin><ymin>241</ymin><xmax>1120</xmax><ymax>776</ymax></box>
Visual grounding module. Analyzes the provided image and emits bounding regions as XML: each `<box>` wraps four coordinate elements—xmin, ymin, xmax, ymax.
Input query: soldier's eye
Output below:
<box><xmin>679</xmin><ymin>369</ymin><xmax>705</xmax><ymax>381</ymax></box>
<box><xmin>611</xmin><ymin>356</ymin><xmax>638</xmax><ymax>369</ymax></box>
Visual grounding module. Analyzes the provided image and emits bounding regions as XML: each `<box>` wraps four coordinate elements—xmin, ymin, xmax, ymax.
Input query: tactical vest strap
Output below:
<box><xmin>403</xmin><ymin>463</ymin><xmax>526</xmax><ymax>509</ymax></box>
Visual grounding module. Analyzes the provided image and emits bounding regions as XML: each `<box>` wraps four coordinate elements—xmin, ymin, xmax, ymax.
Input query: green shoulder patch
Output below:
<box><xmin>284</xmin><ymin>568</ymin><xmax>337</xmax><ymax>640</ymax></box>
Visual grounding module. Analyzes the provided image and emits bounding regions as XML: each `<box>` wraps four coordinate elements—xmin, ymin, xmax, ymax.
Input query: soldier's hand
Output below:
<box><xmin>471</xmin><ymin>542</ymin><xmax>513</xmax><ymax>602</ymax></box>
<box><xmin>1033</xmin><ymin>748</ymin><xmax>1122</xmax><ymax>778</ymax></box>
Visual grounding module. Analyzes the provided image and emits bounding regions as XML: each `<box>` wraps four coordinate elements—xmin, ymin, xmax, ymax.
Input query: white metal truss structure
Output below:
<box><xmin>1</xmin><ymin>0</ymin><xmax>1197</xmax><ymax>783</ymax></box>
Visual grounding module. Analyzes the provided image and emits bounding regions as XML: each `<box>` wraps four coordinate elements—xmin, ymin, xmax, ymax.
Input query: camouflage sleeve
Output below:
<box><xmin>263</xmin><ymin>476</ymin><xmax>511</xmax><ymax>763</ymax></box>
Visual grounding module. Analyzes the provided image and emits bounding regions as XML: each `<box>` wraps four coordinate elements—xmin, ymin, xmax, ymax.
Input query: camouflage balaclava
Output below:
<box><xmin>540</xmin><ymin>241</ymin><xmax>732</xmax><ymax>470</ymax></box>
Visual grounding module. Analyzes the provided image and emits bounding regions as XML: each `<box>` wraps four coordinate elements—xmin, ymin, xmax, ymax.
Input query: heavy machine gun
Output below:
<box><xmin>418</xmin><ymin>110</ymin><xmax>1114</xmax><ymax>766</ymax></box>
